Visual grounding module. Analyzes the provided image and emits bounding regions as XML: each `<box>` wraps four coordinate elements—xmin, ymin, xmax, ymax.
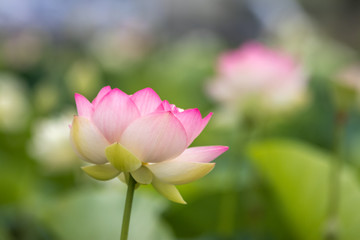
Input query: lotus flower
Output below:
<box><xmin>70</xmin><ymin>86</ymin><xmax>228</xmax><ymax>204</ymax></box>
<box><xmin>207</xmin><ymin>42</ymin><xmax>307</xmax><ymax>114</ymax></box>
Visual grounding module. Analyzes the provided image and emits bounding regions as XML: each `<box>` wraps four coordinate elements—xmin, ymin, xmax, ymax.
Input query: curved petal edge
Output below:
<box><xmin>171</xmin><ymin>146</ymin><xmax>229</xmax><ymax>163</ymax></box>
<box><xmin>70</xmin><ymin>116</ymin><xmax>109</xmax><ymax>164</ymax></box>
<box><xmin>81</xmin><ymin>163</ymin><xmax>120</xmax><ymax>181</ymax></box>
<box><xmin>152</xmin><ymin>178</ymin><xmax>186</xmax><ymax>204</ymax></box>
<box><xmin>148</xmin><ymin>161</ymin><xmax>215</xmax><ymax>185</ymax></box>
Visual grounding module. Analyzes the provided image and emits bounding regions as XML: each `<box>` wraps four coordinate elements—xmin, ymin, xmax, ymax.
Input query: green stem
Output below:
<box><xmin>217</xmin><ymin>114</ymin><xmax>259</xmax><ymax>236</ymax></box>
<box><xmin>120</xmin><ymin>175</ymin><xmax>136</xmax><ymax>240</ymax></box>
<box><xmin>324</xmin><ymin>111</ymin><xmax>347</xmax><ymax>240</ymax></box>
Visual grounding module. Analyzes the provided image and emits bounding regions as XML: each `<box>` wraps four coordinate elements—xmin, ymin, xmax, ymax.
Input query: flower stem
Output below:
<box><xmin>120</xmin><ymin>174</ymin><xmax>136</xmax><ymax>240</ymax></box>
<box><xmin>324</xmin><ymin>111</ymin><xmax>347</xmax><ymax>240</ymax></box>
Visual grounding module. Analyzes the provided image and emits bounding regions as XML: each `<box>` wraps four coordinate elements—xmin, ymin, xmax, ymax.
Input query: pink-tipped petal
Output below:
<box><xmin>198</xmin><ymin>112</ymin><xmax>212</xmax><ymax>136</ymax></box>
<box><xmin>70</xmin><ymin>116</ymin><xmax>110</xmax><ymax>164</ymax></box>
<box><xmin>170</xmin><ymin>146</ymin><xmax>229</xmax><ymax>163</ymax></box>
<box><xmin>92</xmin><ymin>88</ymin><xmax>140</xmax><ymax>143</ymax></box>
<box><xmin>92</xmin><ymin>86</ymin><xmax>112</xmax><ymax>107</ymax></box>
<box><xmin>155</xmin><ymin>100</ymin><xmax>180</xmax><ymax>113</ymax></box>
<box><xmin>175</xmin><ymin>108</ymin><xmax>203</xmax><ymax>145</ymax></box>
<box><xmin>75</xmin><ymin>93</ymin><xmax>93</xmax><ymax>118</ymax></box>
<box><xmin>155</xmin><ymin>100</ymin><xmax>170</xmax><ymax>112</ymax></box>
<box><xmin>130</xmin><ymin>88</ymin><xmax>162</xmax><ymax>116</ymax></box>
<box><xmin>120</xmin><ymin>112</ymin><xmax>188</xmax><ymax>163</ymax></box>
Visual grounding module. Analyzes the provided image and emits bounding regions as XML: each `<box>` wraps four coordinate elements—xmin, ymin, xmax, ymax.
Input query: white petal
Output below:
<box><xmin>70</xmin><ymin>116</ymin><xmax>110</xmax><ymax>164</ymax></box>
<box><xmin>147</xmin><ymin>161</ymin><xmax>215</xmax><ymax>185</ymax></box>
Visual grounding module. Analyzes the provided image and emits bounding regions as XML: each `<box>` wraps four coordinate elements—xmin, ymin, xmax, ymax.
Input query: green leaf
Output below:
<box><xmin>105</xmin><ymin>143</ymin><xmax>141</xmax><ymax>172</ymax></box>
<box><xmin>248</xmin><ymin>139</ymin><xmax>360</xmax><ymax>240</ymax></box>
<box><xmin>81</xmin><ymin>164</ymin><xmax>120</xmax><ymax>181</ymax></box>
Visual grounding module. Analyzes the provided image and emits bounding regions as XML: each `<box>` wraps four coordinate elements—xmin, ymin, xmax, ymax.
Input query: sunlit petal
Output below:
<box><xmin>171</xmin><ymin>146</ymin><xmax>229</xmax><ymax>163</ymax></box>
<box><xmin>130</xmin><ymin>88</ymin><xmax>162</xmax><ymax>116</ymax></box>
<box><xmin>148</xmin><ymin>161</ymin><xmax>215</xmax><ymax>185</ymax></box>
<box><xmin>120</xmin><ymin>112</ymin><xmax>187</xmax><ymax>163</ymax></box>
<box><xmin>70</xmin><ymin>116</ymin><xmax>109</xmax><ymax>164</ymax></box>
<box><xmin>92</xmin><ymin>88</ymin><xmax>140</xmax><ymax>142</ymax></box>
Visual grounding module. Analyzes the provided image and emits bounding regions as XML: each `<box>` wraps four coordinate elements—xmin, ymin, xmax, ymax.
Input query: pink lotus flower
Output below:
<box><xmin>207</xmin><ymin>42</ymin><xmax>307</xmax><ymax>113</ymax></box>
<box><xmin>70</xmin><ymin>86</ymin><xmax>228</xmax><ymax>204</ymax></box>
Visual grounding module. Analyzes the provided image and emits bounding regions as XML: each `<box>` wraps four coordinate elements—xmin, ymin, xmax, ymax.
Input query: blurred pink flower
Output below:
<box><xmin>332</xmin><ymin>63</ymin><xmax>360</xmax><ymax>110</ymax></box>
<box><xmin>70</xmin><ymin>86</ymin><xmax>228</xmax><ymax>203</ymax></box>
<box><xmin>336</xmin><ymin>63</ymin><xmax>360</xmax><ymax>92</ymax></box>
<box><xmin>207</xmin><ymin>42</ymin><xmax>307</xmax><ymax>113</ymax></box>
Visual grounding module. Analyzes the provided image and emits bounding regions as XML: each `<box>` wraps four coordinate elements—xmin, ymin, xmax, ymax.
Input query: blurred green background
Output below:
<box><xmin>1</xmin><ymin>0</ymin><xmax>360</xmax><ymax>239</ymax></box>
